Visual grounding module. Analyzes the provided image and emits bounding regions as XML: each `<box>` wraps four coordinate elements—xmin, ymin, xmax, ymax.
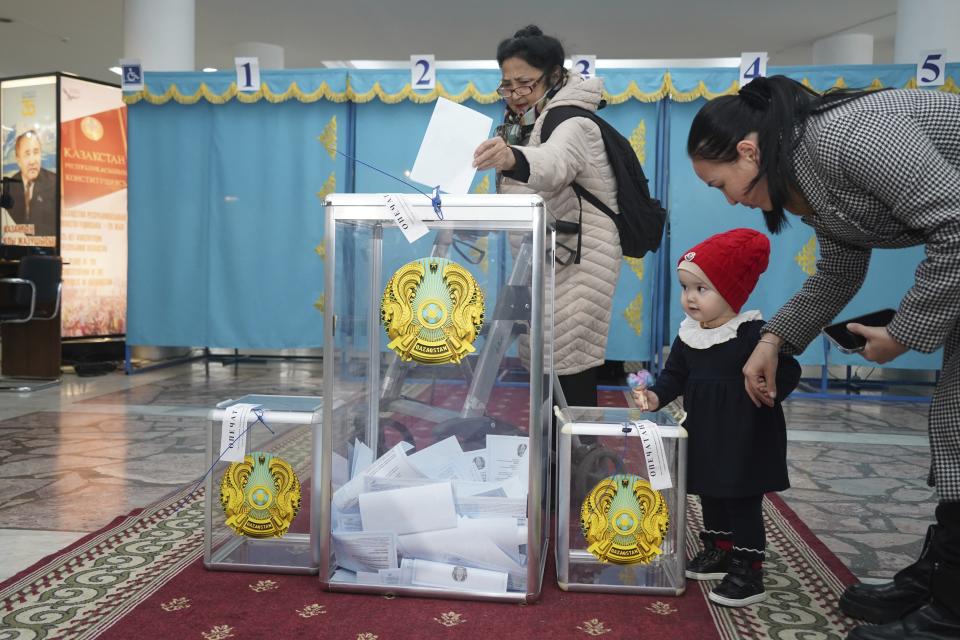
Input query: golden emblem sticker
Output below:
<box><xmin>381</xmin><ymin>257</ymin><xmax>484</xmax><ymax>364</ymax></box>
<box><xmin>580</xmin><ymin>474</ymin><xmax>669</xmax><ymax>564</ymax></box>
<box><xmin>220</xmin><ymin>452</ymin><xmax>302</xmax><ymax>538</ymax></box>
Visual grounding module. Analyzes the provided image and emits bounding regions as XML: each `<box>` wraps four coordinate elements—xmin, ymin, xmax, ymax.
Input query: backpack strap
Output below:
<box><xmin>541</xmin><ymin>106</ymin><xmax>601</xmax><ymax>266</ymax></box>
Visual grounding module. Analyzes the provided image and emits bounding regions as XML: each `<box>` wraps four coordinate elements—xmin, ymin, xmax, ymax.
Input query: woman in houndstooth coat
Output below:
<box><xmin>687</xmin><ymin>75</ymin><xmax>960</xmax><ymax>640</ymax></box>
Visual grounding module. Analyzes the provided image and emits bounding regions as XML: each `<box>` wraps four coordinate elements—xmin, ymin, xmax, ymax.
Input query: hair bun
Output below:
<box><xmin>513</xmin><ymin>25</ymin><xmax>543</xmax><ymax>38</ymax></box>
<box><xmin>739</xmin><ymin>77</ymin><xmax>771</xmax><ymax>110</ymax></box>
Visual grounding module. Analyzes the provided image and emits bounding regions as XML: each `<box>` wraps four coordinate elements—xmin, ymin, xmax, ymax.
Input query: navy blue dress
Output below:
<box><xmin>649</xmin><ymin>319</ymin><xmax>802</xmax><ymax>498</ymax></box>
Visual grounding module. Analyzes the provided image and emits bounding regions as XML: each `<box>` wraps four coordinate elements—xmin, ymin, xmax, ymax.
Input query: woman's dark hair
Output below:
<box><xmin>687</xmin><ymin>75</ymin><xmax>875</xmax><ymax>233</ymax></box>
<box><xmin>496</xmin><ymin>25</ymin><xmax>565</xmax><ymax>84</ymax></box>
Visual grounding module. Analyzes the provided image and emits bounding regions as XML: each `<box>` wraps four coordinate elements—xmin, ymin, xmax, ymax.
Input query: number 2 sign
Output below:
<box><xmin>411</xmin><ymin>55</ymin><xmax>436</xmax><ymax>90</ymax></box>
<box><xmin>570</xmin><ymin>54</ymin><xmax>596</xmax><ymax>78</ymax></box>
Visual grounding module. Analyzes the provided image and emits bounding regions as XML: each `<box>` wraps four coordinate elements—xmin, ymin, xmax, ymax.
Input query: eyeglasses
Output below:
<box><xmin>496</xmin><ymin>74</ymin><xmax>545</xmax><ymax>98</ymax></box>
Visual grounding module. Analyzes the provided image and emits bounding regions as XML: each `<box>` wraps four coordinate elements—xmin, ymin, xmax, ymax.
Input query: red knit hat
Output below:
<box><xmin>677</xmin><ymin>228</ymin><xmax>770</xmax><ymax>313</ymax></box>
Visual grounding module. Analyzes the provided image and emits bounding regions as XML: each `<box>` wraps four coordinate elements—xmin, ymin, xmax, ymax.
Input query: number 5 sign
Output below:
<box><xmin>917</xmin><ymin>49</ymin><xmax>946</xmax><ymax>87</ymax></box>
<box><xmin>411</xmin><ymin>55</ymin><xmax>436</xmax><ymax>90</ymax></box>
<box><xmin>739</xmin><ymin>52</ymin><xmax>768</xmax><ymax>87</ymax></box>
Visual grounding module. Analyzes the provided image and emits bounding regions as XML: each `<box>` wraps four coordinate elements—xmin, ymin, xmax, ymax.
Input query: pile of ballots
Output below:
<box><xmin>330</xmin><ymin>433</ymin><xmax>530</xmax><ymax>593</ymax></box>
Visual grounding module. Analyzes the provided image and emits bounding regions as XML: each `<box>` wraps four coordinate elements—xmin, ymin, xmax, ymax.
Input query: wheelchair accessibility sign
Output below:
<box><xmin>119</xmin><ymin>59</ymin><xmax>144</xmax><ymax>91</ymax></box>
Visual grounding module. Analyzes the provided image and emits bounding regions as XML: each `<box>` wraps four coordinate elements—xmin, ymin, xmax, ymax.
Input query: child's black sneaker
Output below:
<box><xmin>686</xmin><ymin>545</ymin><xmax>730</xmax><ymax>580</ymax></box>
<box><xmin>708</xmin><ymin>555</ymin><xmax>767</xmax><ymax>607</ymax></box>
<box><xmin>685</xmin><ymin>532</ymin><xmax>731</xmax><ymax>580</ymax></box>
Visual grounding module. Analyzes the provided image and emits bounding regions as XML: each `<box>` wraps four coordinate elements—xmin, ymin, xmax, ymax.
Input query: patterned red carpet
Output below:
<box><xmin>1</xmin><ymin>389</ymin><xmax>861</xmax><ymax>640</ymax></box>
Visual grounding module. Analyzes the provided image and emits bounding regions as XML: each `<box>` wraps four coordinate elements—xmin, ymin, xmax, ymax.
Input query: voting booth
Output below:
<box><xmin>319</xmin><ymin>193</ymin><xmax>553</xmax><ymax>602</ymax></box>
<box><xmin>555</xmin><ymin>406</ymin><xmax>687</xmax><ymax>594</ymax></box>
<box><xmin>204</xmin><ymin>394</ymin><xmax>323</xmax><ymax>574</ymax></box>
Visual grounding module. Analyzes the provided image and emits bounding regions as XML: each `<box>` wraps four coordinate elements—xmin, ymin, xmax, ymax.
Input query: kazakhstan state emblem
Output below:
<box><xmin>381</xmin><ymin>257</ymin><xmax>484</xmax><ymax>364</ymax></box>
<box><xmin>580</xmin><ymin>474</ymin><xmax>669</xmax><ymax>564</ymax></box>
<box><xmin>220</xmin><ymin>452</ymin><xmax>301</xmax><ymax>538</ymax></box>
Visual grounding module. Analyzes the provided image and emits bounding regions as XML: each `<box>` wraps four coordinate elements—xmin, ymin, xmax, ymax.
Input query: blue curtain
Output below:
<box><xmin>128</xmin><ymin>75</ymin><xmax>346</xmax><ymax>348</ymax></box>
<box><xmin>126</xmin><ymin>65</ymin><xmax>956</xmax><ymax>370</ymax></box>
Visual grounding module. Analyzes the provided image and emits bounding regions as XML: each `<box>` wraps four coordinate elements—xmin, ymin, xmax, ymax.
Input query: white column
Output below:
<box><xmin>123</xmin><ymin>0</ymin><xmax>195</xmax><ymax>71</ymax></box>
<box><xmin>233</xmin><ymin>42</ymin><xmax>285</xmax><ymax>69</ymax></box>
<box><xmin>895</xmin><ymin>0</ymin><xmax>960</xmax><ymax>63</ymax></box>
<box><xmin>812</xmin><ymin>33</ymin><xmax>874</xmax><ymax>65</ymax></box>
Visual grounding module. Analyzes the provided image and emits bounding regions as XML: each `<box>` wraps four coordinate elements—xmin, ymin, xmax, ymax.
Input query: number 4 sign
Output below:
<box><xmin>739</xmin><ymin>52</ymin><xmax>768</xmax><ymax>87</ymax></box>
<box><xmin>411</xmin><ymin>55</ymin><xmax>436</xmax><ymax>90</ymax></box>
<box><xmin>917</xmin><ymin>49</ymin><xmax>946</xmax><ymax>87</ymax></box>
<box><xmin>235</xmin><ymin>57</ymin><xmax>261</xmax><ymax>92</ymax></box>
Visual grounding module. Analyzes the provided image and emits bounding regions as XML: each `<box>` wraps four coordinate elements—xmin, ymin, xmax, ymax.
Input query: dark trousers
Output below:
<box><xmin>558</xmin><ymin>365</ymin><xmax>600</xmax><ymax>408</ymax></box>
<box><xmin>699</xmin><ymin>494</ymin><xmax>766</xmax><ymax>554</ymax></box>
<box><xmin>933</xmin><ymin>501</ymin><xmax>960</xmax><ymax>615</ymax></box>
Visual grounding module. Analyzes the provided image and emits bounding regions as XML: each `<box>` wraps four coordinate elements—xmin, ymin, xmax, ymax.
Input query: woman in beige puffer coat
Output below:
<box><xmin>474</xmin><ymin>25</ymin><xmax>622</xmax><ymax>407</ymax></box>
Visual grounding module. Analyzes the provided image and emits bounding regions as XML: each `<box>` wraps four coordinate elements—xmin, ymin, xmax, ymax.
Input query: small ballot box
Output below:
<box><xmin>204</xmin><ymin>394</ymin><xmax>322</xmax><ymax>574</ymax></box>
<box><xmin>556</xmin><ymin>406</ymin><xmax>688</xmax><ymax>594</ymax></box>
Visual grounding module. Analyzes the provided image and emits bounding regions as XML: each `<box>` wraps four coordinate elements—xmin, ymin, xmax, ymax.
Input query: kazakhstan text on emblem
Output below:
<box><xmin>580</xmin><ymin>474</ymin><xmax>669</xmax><ymax>564</ymax></box>
<box><xmin>220</xmin><ymin>452</ymin><xmax>302</xmax><ymax>538</ymax></box>
<box><xmin>381</xmin><ymin>257</ymin><xmax>485</xmax><ymax>364</ymax></box>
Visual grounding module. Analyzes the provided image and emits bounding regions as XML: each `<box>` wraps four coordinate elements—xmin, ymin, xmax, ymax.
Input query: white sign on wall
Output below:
<box><xmin>739</xmin><ymin>52</ymin><xmax>768</xmax><ymax>86</ymax></box>
<box><xmin>917</xmin><ymin>49</ymin><xmax>947</xmax><ymax>87</ymax></box>
<box><xmin>411</xmin><ymin>55</ymin><xmax>436</xmax><ymax>90</ymax></box>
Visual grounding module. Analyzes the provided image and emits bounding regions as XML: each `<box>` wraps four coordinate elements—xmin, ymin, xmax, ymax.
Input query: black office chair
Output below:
<box><xmin>0</xmin><ymin>255</ymin><xmax>63</xmax><ymax>391</ymax></box>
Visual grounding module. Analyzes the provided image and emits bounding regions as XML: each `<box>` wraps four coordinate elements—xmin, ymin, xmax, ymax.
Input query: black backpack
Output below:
<box><xmin>540</xmin><ymin>105</ymin><xmax>666</xmax><ymax>262</ymax></box>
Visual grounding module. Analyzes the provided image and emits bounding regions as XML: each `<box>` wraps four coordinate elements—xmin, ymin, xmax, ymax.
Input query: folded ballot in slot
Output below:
<box><xmin>204</xmin><ymin>394</ymin><xmax>323</xmax><ymax>574</ymax></box>
<box><xmin>320</xmin><ymin>194</ymin><xmax>553</xmax><ymax>602</ymax></box>
<box><xmin>555</xmin><ymin>406</ymin><xmax>688</xmax><ymax>594</ymax></box>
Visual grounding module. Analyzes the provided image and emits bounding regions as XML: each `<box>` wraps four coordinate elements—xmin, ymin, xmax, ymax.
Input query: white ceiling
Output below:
<box><xmin>0</xmin><ymin>0</ymin><xmax>899</xmax><ymax>84</ymax></box>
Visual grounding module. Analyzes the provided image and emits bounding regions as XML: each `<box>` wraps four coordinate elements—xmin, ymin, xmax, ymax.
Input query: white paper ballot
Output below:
<box><xmin>486</xmin><ymin>434</ymin><xmax>530</xmax><ymax>486</ymax></box>
<box><xmin>409</xmin><ymin>97</ymin><xmax>493</xmax><ymax>195</ymax></box>
<box><xmin>398</xmin><ymin>516</ymin><xmax>527</xmax><ymax>570</ymax></box>
<box><xmin>332</xmin><ymin>531</ymin><xmax>398</xmax><ymax>573</ymax></box>
<box><xmin>333</xmin><ymin>441</ymin><xmax>426</xmax><ymax>511</ymax></box>
<box><xmin>350</xmin><ymin>438</ymin><xmax>374</xmax><ymax>479</ymax></box>
<box><xmin>455</xmin><ymin>496</ymin><xmax>527</xmax><ymax>519</ymax></box>
<box><xmin>409</xmin><ymin>558</ymin><xmax>508</xmax><ymax>593</ymax></box>
<box><xmin>359</xmin><ymin>482</ymin><xmax>458</xmax><ymax>534</ymax></box>
<box><xmin>462</xmin><ymin>449</ymin><xmax>487</xmax><ymax>482</ymax></box>
<box><xmin>408</xmin><ymin>436</ymin><xmax>464</xmax><ymax>479</ymax></box>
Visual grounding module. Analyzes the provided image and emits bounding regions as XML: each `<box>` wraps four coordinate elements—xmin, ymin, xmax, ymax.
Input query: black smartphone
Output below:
<box><xmin>822</xmin><ymin>308</ymin><xmax>897</xmax><ymax>354</ymax></box>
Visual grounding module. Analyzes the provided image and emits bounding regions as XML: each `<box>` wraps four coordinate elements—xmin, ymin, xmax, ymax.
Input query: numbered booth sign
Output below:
<box><xmin>739</xmin><ymin>52</ymin><xmax>768</xmax><ymax>86</ymax></box>
<box><xmin>570</xmin><ymin>55</ymin><xmax>596</xmax><ymax>78</ymax></box>
<box><xmin>917</xmin><ymin>50</ymin><xmax>946</xmax><ymax>87</ymax></box>
<box><xmin>411</xmin><ymin>55</ymin><xmax>436</xmax><ymax>90</ymax></box>
<box><xmin>235</xmin><ymin>57</ymin><xmax>261</xmax><ymax>92</ymax></box>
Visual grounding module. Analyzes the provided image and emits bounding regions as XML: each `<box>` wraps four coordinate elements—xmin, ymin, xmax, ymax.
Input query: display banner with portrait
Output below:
<box><xmin>1</xmin><ymin>76</ymin><xmax>58</xmax><ymax>250</ymax></box>
<box><xmin>59</xmin><ymin>76</ymin><xmax>128</xmax><ymax>338</ymax></box>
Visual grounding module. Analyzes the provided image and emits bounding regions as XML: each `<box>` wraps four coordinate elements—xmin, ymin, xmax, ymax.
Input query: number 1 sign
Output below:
<box><xmin>235</xmin><ymin>57</ymin><xmax>261</xmax><ymax>93</ymax></box>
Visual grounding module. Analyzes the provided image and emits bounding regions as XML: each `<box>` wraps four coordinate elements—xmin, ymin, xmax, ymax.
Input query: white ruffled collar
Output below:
<box><xmin>678</xmin><ymin>310</ymin><xmax>763</xmax><ymax>349</ymax></box>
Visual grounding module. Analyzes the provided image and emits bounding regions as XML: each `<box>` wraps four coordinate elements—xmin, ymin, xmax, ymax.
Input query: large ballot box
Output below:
<box><xmin>555</xmin><ymin>406</ymin><xmax>688</xmax><ymax>594</ymax></box>
<box><xmin>204</xmin><ymin>394</ymin><xmax>322</xmax><ymax>574</ymax></box>
<box><xmin>319</xmin><ymin>194</ymin><xmax>554</xmax><ymax>602</ymax></box>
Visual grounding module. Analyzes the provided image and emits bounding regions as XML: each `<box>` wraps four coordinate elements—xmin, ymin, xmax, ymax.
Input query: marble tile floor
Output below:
<box><xmin>0</xmin><ymin>360</ymin><xmax>936</xmax><ymax>586</ymax></box>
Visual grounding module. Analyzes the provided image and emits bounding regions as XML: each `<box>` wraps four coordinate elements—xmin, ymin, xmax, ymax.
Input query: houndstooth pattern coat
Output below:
<box><xmin>763</xmin><ymin>89</ymin><xmax>960</xmax><ymax>502</ymax></box>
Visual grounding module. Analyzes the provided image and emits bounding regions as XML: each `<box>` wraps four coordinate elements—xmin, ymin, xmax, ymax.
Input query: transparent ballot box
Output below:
<box><xmin>204</xmin><ymin>394</ymin><xmax>322</xmax><ymax>574</ymax></box>
<box><xmin>320</xmin><ymin>194</ymin><xmax>554</xmax><ymax>602</ymax></box>
<box><xmin>556</xmin><ymin>406</ymin><xmax>687</xmax><ymax>594</ymax></box>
